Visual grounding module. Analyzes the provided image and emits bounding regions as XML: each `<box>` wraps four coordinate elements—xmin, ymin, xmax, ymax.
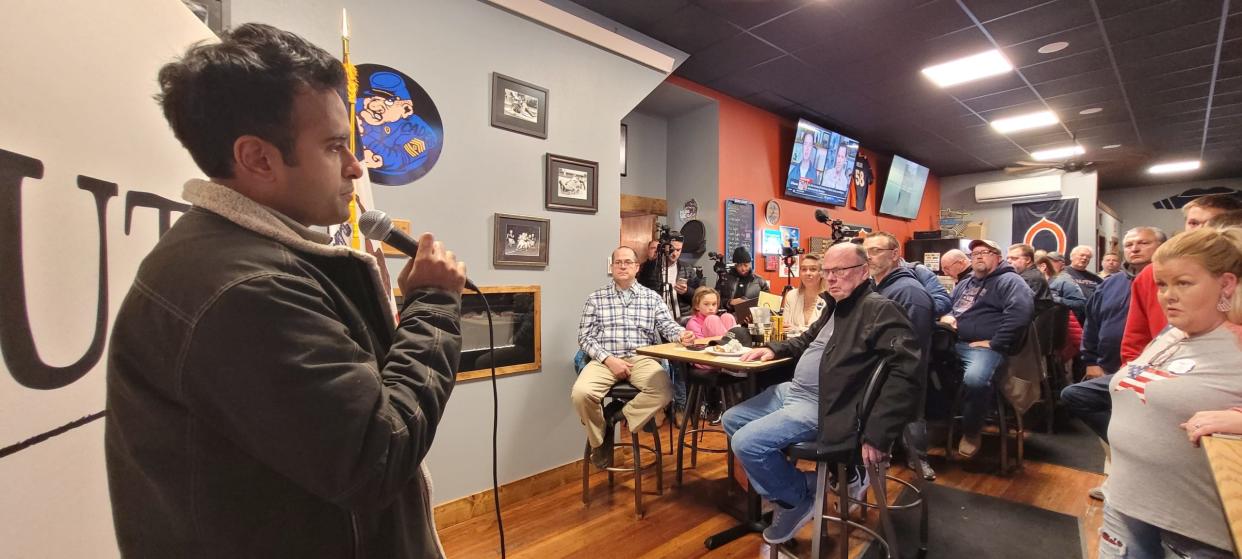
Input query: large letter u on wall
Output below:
<box><xmin>0</xmin><ymin>148</ymin><xmax>115</xmax><ymax>390</ymax></box>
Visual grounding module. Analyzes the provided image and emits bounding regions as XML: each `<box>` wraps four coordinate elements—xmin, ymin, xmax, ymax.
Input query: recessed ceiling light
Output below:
<box><xmin>1148</xmin><ymin>160</ymin><xmax>1201</xmax><ymax>174</ymax></box>
<box><xmin>1103</xmin><ymin>144</ymin><xmax>1121</xmax><ymax>149</ymax></box>
<box><xmin>1038</xmin><ymin>41</ymin><xmax>1070</xmax><ymax>54</ymax></box>
<box><xmin>921</xmin><ymin>49</ymin><xmax>1014</xmax><ymax>88</ymax></box>
<box><xmin>1031</xmin><ymin>145</ymin><xmax>1085</xmax><ymax>161</ymax></box>
<box><xmin>1079</xmin><ymin>107</ymin><xmax>1103</xmax><ymax>115</ymax></box>
<box><xmin>990</xmin><ymin>111</ymin><xmax>1059</xmax><ymax>133</ymax></box>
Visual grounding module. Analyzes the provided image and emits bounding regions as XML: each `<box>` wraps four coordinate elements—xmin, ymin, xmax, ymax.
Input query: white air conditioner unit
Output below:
<box><xmin>975</xmin><ymin>174</ymin><xmax>1063</xmax><ymax>203</ymax></box>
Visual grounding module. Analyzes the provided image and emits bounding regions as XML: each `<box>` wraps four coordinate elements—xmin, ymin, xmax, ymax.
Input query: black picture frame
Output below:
<box><xmin>545</xmin><ymin>153</ymin><xmax>598</xmax><ymax>213</ymax></box>
<box><xmin>494</xmin><ymin>213</ymin><xmax>550</xmax><ymax>267</ymax></box>
<box><xmin>490</xmin><ymin>73</ymin><xmax>548</xmax><ymax>139</ymax></box>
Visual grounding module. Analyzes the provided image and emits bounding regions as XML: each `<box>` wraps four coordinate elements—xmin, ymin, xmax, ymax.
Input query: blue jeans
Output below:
<box><xmin>669</xmin><ymin>361</ymin><xmax>687</xmax><ymax>410</ymax></box>
<box><xmin>955</xmin><ymin>342</ymin><xmax>1006</xmax><ymax>438</ymax></box>
<box><xmin>1061</xmin><ymin>374</ymin><xmax>1113</xmax><ymax>442</ymax></box>
<box><xmin>721</xmin><ymin>382</ymin><xmax>818</xmax><ymax>508</ymax></box>
<box><xmin>1099</xmin><ymin>504</ymin><xmax>1234</xmax><ymax>558</ymax></box>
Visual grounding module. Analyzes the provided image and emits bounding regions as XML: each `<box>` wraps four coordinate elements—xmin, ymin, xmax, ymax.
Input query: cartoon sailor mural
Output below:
<box><xmin>354</xmin><ymin>65</ymin><xmax>444</xmax><ymax>185</ymax></box>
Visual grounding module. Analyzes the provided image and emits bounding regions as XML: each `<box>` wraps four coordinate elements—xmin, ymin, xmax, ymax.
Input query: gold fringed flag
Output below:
<box><xmin>330</xmin><ymin>7</ymin><xmax>398</xmax><ymax>321</ymax></box>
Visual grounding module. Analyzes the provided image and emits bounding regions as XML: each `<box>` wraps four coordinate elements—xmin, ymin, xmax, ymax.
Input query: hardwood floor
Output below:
<box><xmin>438</xmin><ymin>431</ymin><xmax>1106</xmax><ymax>558</ymax></box>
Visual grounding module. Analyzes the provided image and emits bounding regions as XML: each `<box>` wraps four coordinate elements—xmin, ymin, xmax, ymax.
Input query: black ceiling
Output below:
<box><xmin>572</xmin><ymin>0</ymin><xmax>1242</xmax><ymax>189</ymax></box>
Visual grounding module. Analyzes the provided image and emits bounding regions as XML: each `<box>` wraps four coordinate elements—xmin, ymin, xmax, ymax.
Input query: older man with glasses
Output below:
<box><xmin>721</xmin><ymin>242</ymin><xmax>921</xmax><ymax>545</ymax></box>
<box><xmin>940</xmin><ymin>240</ymin><xmax>1034</xmax><ymax>458</ymax></box>
<box><xmin>572</xmin><ymin>246</ymin><xmax>695</xmax><ymax>469</ymax></box>
<box><xmin>865</xmin><ymin>233</ymin><xmax>937</xmax><ymax>480</ymax></box>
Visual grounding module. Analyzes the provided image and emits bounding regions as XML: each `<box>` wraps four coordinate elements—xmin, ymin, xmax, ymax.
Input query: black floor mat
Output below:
<box><xmin>1024</xmin><ymin>416</ymin><xmax>1106</xmax><ymax>474</ymax></box>
<box><xmin>860</xmin><ymin>482</ymin><xmax>1084</xmax><ymax>559</ymax></box>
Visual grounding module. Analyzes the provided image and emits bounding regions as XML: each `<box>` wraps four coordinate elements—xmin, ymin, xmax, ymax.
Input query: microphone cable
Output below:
<box><xmin>472</xmin><ymin>289</ymin><xmax>506</xmax><ymax>558</ymax></box>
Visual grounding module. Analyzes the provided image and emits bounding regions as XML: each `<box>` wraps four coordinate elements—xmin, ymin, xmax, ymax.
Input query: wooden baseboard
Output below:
<box><xmin>434</xmin><ymin>458</ymin><xmax>584</xmax><ymax>529</ymax></box>
<box><xmin>433</xmin><ymin>447</ymin><xmax>642</xmax><ymax>529</ymax></box>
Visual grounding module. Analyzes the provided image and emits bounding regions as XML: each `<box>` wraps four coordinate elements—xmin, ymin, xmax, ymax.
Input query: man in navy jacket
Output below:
<box><xmin>867</xmin><ymin>233</ymin><xmax>937</xmax><ymax>480</ymax></box>
<box><xmin>1062</xmin><ymin>227</ymin><xmax>1165</xmax><ymax>442</ymax></box>
<box><xmin>941</xmin><ymin>239</ymin><xmax>1034</xmax><ymax>458</ymax></box>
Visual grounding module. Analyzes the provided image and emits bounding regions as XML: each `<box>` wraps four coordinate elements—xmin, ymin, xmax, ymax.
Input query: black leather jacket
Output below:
<box><xmin>106</xmin><ymin>180</ymin><xmax>460</xmax><ymax>558</ymax></box>
<box><xmin>769</xmin><ymin>281</ymin><xmax>922</xmax><ymax>451</ymax></box>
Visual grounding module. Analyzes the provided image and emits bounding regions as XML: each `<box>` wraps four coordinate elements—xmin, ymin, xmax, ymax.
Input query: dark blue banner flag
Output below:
<box><xmin>1012</xmin><ymin>199</ymin><xmax>1078</xmax><ymax>254</ymax></box>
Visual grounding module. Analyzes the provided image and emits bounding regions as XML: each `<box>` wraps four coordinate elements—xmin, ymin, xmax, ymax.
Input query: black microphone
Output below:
<box><xmin>814</xmin><ymin>209</ymin><xmax>831</xmax><ymax>224</ymax></box>
<box><xmin>358</xmin><ymin>210</ymin><xmax>478</xmax><ymax>291</ymax></box>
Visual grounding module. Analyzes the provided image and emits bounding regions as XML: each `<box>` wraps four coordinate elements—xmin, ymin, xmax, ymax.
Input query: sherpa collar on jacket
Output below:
<box><xmin>182</xmin><ymin>178</ymin><xmax>396</xmax><ymax>329</ymax></box>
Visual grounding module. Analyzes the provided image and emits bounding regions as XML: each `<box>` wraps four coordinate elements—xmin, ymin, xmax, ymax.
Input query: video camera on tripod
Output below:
<box><xmin>814</xmin><ymin>209</ymin><xmax>860</xmax><ymax>244</ymax></box>
<box><xmin>655</xmin><ymin>225</ymin><xmax>683</xmax><ymax>257</ymax></box>
<box><xmin>706</xmin><ymin>251</ymin><xmax>730</xmax><ymax>277</ymax></box>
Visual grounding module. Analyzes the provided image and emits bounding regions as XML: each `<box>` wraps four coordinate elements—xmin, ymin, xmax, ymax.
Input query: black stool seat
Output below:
<box><xmin>786</xmin><ymin>440</ymin><xmax>853</xmax><ymax>462</ymax></box>
<box><xmin>607</xmin><ymin>382</ymin><xmax>641</xmax><ymax>400</ymax></box>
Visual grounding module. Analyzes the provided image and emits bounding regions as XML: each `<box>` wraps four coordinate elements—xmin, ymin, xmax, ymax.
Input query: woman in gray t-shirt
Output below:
<box><xmin>1104</xmin><ymin>227</ymin><xmax>1242</xmax><ymax>558</ymax></box>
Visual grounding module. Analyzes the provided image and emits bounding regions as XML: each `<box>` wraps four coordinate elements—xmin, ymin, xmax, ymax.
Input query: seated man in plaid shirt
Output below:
<box><xmin>573</xmin><ymin>246</ymin><xmax>695</xmax><ymax>469</ymax></box>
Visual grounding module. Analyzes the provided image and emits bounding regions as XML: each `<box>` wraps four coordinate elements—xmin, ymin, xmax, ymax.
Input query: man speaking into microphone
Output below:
<box><xmin>105</xmin><ymin>24</ymin><xmax>464</xmax><ymax>558</ymax></box>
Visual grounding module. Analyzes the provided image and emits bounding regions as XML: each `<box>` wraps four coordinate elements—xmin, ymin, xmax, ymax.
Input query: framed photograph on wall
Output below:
<box><xmin>494</xmin><ymin>213</ymin><xmax>550</xmax><ymax>267</ymax></box>
<box><xmin>458</xmin><ymin>285</ymin><xmax>542</xmax><ymax>382</ymax></box>
<box><xmin>545</xmin><ymin>153</ymin><xmax>598</xmax><ymax>213</ymax></box>
<box><xmin>490</xmin><ymin>73</ymin><xmax>548</xmax><ymax>139</ymax></box>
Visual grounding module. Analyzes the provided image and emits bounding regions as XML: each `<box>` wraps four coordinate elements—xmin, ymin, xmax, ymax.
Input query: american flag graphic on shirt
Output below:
<box><xmin>1114</xmin><ymin>363</ymin><xmax>1178</xmax><ymax>403</ymax></box>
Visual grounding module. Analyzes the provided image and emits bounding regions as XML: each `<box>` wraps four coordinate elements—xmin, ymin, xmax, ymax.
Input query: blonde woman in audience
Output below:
<box><xmin>1180</xmin><ymin>212</ymin><xmax>1242</xmax><ymax>445</ymax></box>
<box><xmin>781</xmin><ymin>253</ymin><xmax>827</xmax><ymax>334</ymax></box>
<box><xmin>1101</xmin><ymin>227</ymin><xmax>1242</xmax><ymax>558</ymax></box>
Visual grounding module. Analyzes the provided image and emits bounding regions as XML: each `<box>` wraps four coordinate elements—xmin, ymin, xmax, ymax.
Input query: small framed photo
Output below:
<box><xmin>494</xmin><ymin>213</ymin><xmax>550</xmax><ymax>267</ymax></box>
<box><xmin>545</xmin><ymin>153</ymin><xmax>598</xmax><ymax>213</ymax></box>
<box><xmin>490</xmin><ymin>73</ymin><xmax>548</xmax><ymax>139</ymax></box>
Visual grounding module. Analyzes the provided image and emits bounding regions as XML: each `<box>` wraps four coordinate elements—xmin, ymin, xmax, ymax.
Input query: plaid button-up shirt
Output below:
<box><xmin>578</xmin><ymin>281</ymin><xmax>686</xmax><ymax>362</ymax></box>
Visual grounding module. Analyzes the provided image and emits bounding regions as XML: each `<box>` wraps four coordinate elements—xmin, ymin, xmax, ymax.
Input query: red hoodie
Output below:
<box><xmin>1120</xmin><ymin>265</ymin><xmax>1167</xmax><ymax>364</ymax></box>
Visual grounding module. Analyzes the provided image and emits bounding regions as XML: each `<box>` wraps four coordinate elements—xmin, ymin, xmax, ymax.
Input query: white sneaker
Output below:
<box><xmin>831</xmin><ymin>468</ymin><xmax>869</xmax><ymax>518</ymax></box>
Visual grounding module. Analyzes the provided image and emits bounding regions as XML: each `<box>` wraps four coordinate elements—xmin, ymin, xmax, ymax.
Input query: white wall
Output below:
<box><xmin>620</xmin><ymin>111</ymin><xmax>668</xmax><ymax>199</ymax></box>
<box><xmin>1099</xmin><ymin>178</ymin><xmax>1242</xmax><ymax>236</ymax></box>
<box><xmin>0</xmin><ymin>1</ymin><xmax>213</xmax><ymax>556</ymax></box>
<box><xmin>230</xmin><ymin>0</ymin><xmax>670</xmax><ymax>504</ymax></box>
<box><xmin>940</xmin><ymin>170</ymin><xmax>1098</xmax><ymax>251</ymax></box>
<box><xmin>666</xmin><ymin>103</ymin><xmax>721</xmax><ymax>284</ymax></box>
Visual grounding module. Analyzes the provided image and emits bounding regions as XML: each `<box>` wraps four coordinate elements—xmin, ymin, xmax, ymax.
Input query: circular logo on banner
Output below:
<box><xmin>353</xmin><ymin>64</ymin><xmax>444</xmax><ymax>186</ymax></box>
<box><xmin>1023</xmin><ymin>217</ymin><xmax>1067</xmax><ymax>253</ymax></box>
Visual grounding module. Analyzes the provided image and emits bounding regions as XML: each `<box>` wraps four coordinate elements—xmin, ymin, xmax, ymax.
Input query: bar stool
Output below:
<box><xmin>945</xmin><ymin>369</ymin><xmax>1025</xmax><ymax>473</ymax></box>
<box><xmin>675</xmin><ymin>367</ymin><xmax>746</xmax><ymax>485</ymax></box>
<box><xmin>580</xmin><ymin>382</ymin><xmax>664</xmax><ymax>519</ymax></box>
<box><xmin>768</xmin><ymin>360</ymin><xmax>928</xmax><ymax>559</ymax></box>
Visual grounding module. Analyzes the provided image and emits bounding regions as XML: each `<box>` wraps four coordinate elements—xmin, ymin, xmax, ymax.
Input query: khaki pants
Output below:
<box><xmin>570</xmin><ymin>356</ymin><xmax>672</xmax><ymax>448</ymax></box>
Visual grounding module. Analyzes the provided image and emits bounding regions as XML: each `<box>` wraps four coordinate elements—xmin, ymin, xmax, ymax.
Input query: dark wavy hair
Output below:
<box><xmin>155</xmin><ymin>23</ymin><xmax>344</xmax><ymax>178</ymax></box>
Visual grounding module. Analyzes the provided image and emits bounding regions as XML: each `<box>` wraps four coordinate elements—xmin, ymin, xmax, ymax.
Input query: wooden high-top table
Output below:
<box><xmin>635</xmin><ymin>342</ymin><xmax>792</xmax><ymax>550</ymax></box>
<box><xmin>1202</xmin><ymin>434</ymin><xmax>1242</xmax><ymax>552</ymax></box>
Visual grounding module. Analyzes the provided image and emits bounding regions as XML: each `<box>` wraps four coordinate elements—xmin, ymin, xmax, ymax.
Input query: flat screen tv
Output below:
<box><xmin>878</xmin><ymin>155</ymin><xmax>929</xmax><ymax>220</ymax></box>
<box><xmin>784</xmin><ymin>119</ymin><xmax>859</xmax><ymax>206</ymax></box>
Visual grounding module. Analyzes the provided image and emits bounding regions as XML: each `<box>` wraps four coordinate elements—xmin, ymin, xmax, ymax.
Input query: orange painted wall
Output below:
<box><xmin>667</xmin><ymin>76</ymin><xmax>942</xmax><ymax>290</ymax></box>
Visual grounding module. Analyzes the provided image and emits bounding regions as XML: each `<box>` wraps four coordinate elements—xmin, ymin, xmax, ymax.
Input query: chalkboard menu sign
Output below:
<box><xmin>724</xmin><ymin>198</ymin><xmax>755</xmax><ymax>262</ymax></box>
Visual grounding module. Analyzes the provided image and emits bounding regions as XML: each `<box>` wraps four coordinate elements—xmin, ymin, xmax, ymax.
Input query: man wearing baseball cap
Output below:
<box><xmin>940</xmin><ymin>239</ymin><xmax>1034</xmax><ymax>458</ymax></box>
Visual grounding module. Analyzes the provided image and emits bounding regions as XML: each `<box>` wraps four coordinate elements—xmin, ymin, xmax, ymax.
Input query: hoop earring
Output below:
<box><xmin>1217</xmin><ymin>295</ymin><xmax>1232</xmax><ymax>313</ymax></box>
